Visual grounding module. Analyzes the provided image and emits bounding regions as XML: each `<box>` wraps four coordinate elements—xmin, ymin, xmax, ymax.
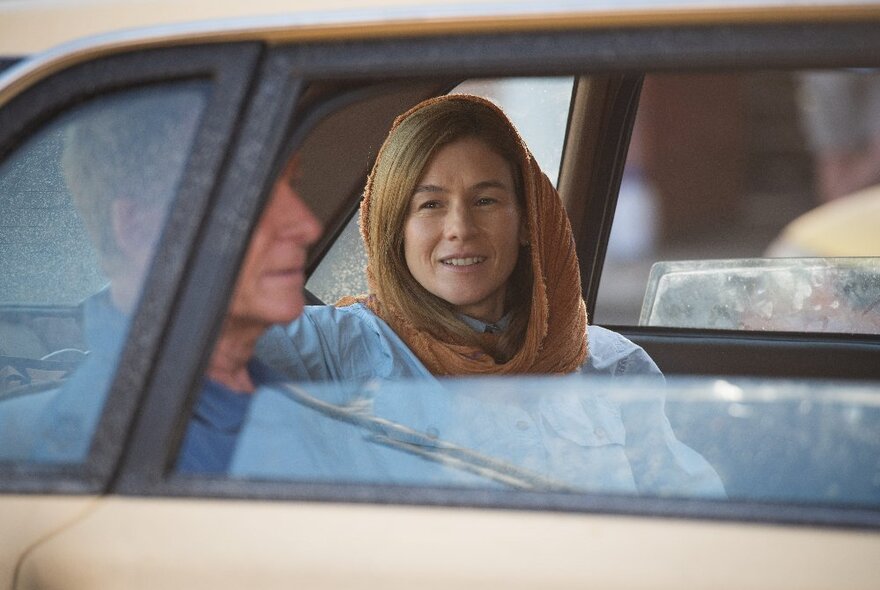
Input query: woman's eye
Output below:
<box><xmin>476</xmin><ymin>197</ymin><xmax>497</xmax><ymax>206</ymax></box>
<box><xmin>418</xmin><ymin>200</ymin><xmax>440</xmax><ymax>210</ymax></box>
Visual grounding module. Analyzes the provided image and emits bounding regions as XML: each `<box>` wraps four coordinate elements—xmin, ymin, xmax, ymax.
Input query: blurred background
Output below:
<box><xmin>460</xmin><ymin>71</ymin><xmax>880</xmax><ymax>325</ymax></box>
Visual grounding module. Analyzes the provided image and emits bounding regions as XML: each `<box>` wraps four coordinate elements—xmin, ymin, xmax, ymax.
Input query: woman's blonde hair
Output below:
<box><xmin>363</xmin><ymin>95</ymin><xmax>532</xmax><ymax>362</ymax></box>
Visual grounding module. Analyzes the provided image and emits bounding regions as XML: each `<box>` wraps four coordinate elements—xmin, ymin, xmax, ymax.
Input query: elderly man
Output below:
<box><xmin>177</xmin><ymin>155</ymin><xmax>321</xmax><ymax>471</ymax></box>
<box><xmin>25</xmin><ymin>83</ymin><xmax>323</xmax><ymax>469</ymax></box>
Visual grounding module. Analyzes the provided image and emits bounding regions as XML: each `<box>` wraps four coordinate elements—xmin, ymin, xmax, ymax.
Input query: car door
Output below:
<box><xmin>0</xmin><ymin>41</ymin><xmax>260</xmax><ymax>588</ymax></box>
<box><xmin>5</xmin><ymin>12</ymin><xmax>880</xmax><ymax>590</ymax></box>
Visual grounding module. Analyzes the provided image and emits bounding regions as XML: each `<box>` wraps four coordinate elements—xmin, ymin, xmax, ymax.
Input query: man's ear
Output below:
<box><xmin>111</xmin><ymin>198</ymin><xmax>160</xmax><ymax>260</ymax></box>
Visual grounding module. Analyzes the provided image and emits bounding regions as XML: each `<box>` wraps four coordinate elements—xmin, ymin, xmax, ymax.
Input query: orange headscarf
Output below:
<box><xmin>340</xmin><ymin>94</ymin><xmax>587</xmax><ymax>375</ymax></box>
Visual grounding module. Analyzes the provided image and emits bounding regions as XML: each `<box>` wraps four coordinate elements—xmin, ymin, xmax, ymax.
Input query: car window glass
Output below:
<box><xmin>451</xmin><ymin>77</ymin><xmax>574</xmax><ymax>185</ymax></box>
<box><xmin>306</xmin><ymin>76</ymin><xmax>574</xmax><ymax>304</ymax></box>
<box><xmin>213</xmin><ymin>375</ymin><xmax>877</xmax><ymax>510</ymax></box>
<box><xmin>176</xmin><ymin>72</ymin><xmax>880</xmax><ymax>527</ymax></box>
<box><xmin>233</xmin><ymin>376</ymin><xmax>718</xmax><ymax>497</ymax></box>
<box><xmin>0</xmin><ymin>81</ymin><xmax>208</xmax><ymax>466</ymax></box>
<box><xmin>594</xmin><ymin>68</ymin><xmax>880</xmax><ymax>335</ymax></box>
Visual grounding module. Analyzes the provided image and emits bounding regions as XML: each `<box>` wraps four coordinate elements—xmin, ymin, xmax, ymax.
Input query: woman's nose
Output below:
<box><xmin>443</xmin><ymin>202</ymin><xmax>477</xmax><ymax>240</ymax></box>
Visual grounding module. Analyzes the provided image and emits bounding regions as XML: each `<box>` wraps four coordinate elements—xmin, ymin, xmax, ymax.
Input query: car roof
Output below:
<box><xmin>1</xmin><ymin>0</ymin><xmax>878</xmax><ymax>108</ymax></box>
<box><xmin>2</xmin><ymin>0</ymin><xmax>880</xmax><ymax>55</ymax></box>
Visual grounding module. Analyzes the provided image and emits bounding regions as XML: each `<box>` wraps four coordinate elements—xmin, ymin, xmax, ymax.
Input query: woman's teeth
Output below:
<box><xmin>442</xmin><ymin>257</ymin><xmax>485</xmax><ymax>267</ymax></box>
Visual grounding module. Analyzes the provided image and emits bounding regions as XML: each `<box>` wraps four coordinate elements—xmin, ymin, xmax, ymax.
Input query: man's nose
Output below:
<box><xmin>280</xmin><ymin>194</ymin><xmax>322</xmax><ymax>245</ymax></box>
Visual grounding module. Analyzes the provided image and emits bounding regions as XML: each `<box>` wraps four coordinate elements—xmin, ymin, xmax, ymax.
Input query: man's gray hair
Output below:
<box><xmin>62</xmin><ymin>82</ymin><xmax>206</xmax><ymax>270</ymax></box>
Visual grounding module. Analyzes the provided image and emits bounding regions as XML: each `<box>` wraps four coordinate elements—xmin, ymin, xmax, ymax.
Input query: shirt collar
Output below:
<box><xmin>458</xmin><ymin>312</ymin><xmax>512</xmax><ymax>334</ymax></box>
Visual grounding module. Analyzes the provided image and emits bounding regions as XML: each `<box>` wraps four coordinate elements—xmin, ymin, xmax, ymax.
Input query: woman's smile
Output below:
<box><xmin>439</xmin><ymin>255</ymin><xmax>487</xmax><ymax>267</ymax></box>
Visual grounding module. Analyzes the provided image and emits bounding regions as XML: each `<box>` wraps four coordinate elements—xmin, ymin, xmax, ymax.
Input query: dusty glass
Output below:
<box><xmin>640</xmin><ymin>258</ymin><xmax>880</xmax><ymax>334</ymax></box>
<box><xmin>0</xmin><ymin>82</ymin><xmax>207</xmax><ymax>465</ymax></box>
<box><xmin>228</xmin><ymin>374</ymin><xmax>880</xmax><ymax>507</ymax></box>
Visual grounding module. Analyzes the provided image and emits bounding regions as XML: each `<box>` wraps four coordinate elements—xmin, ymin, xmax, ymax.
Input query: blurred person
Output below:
<box><xmin>176</xmin><ymin>156</ymin><xmax>322</xmax><ymax>472</ymax></box>
<box><xmin>0</xmin><ymin>85</ymin><xmax>206</xmax><ymax>462</ymax></box>
<box><xmin>766</xmin><ymin>183</ymin><xmax>880</xmax><ymax>258</ymax></box>
<box><xmin>799</xmin><ymin>70</ymin><xmax>880</xmax><ymax>203</ymax></box>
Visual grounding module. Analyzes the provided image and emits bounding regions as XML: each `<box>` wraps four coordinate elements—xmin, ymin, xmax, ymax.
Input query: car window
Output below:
<box><xmin>594</xmin><ymin>68</ymin><xmax>880</xmax><ymax>335</ymax></box>
<box><xmin>306</xmin><ymin>76</ymin><xmax>574</xmax><ymax>304</ymax></box>
<box><xmin>183</xmin><ymin>75</ymin><xmax>877</xmax><ymax>510</ymax></box>
<box><xmin>223</xmin><ymin>375</ymin><xmax>878</xmax><ymax>508</ymax></box>
<box><xmin>0</xmin><ymin>82</ymin><xmax>207</xmax><ymax>466</ymax></box>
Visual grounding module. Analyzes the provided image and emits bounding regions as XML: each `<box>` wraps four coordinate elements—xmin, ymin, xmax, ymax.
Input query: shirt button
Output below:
<box><xmin>594</xmin><ymin>428</ymin><xmax>607</xmax><ymax>440</ymax></box>
<box><xmin>515</xmin><ymin>420</ymin><xmax>530</xmax><ymax>431</ymax></box>
<box><xmin>426</xmin><ymin>427</ymin><xmax>439</xmax><ymax>439</ymax></box>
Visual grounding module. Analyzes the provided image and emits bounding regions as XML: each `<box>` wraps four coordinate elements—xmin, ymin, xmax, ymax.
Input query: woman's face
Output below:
<box><xmin>403</xmin><ymin>136</ymin><xmax>524</xmax><ymax>323</ymax></box>
<box><xmin>228</xmin><ymin>157</ymin><xmax>322</xmax><ymax>330</ymax></box>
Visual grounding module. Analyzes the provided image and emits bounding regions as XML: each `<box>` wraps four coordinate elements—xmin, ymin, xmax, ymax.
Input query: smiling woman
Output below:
<box><xmin>363</xmin><ymin>95</ymin><xmax>539</xmax><ymax>367</ymax></box>
<box><xmin>263</xmin><ymin>94</ymin><xmax>600</xmax><ymax>377</ymax></box>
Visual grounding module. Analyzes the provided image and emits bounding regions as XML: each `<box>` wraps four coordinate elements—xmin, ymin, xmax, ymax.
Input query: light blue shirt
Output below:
<box><xmin>241</xmin><ymin>304</ymin><xmax>725</xmax><ymax>497</ymax></box>
<box><xmin>255</xmin><ymin>303</ymin><xmax>664</xmax><ymax>382</ymax></box>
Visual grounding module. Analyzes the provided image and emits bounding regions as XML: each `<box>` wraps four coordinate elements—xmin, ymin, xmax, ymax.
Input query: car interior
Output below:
<box><xmin>289</xmin><ymin>72</ymin><xmax>880</xmax><ymax>505</ymax></box>
<box><xmin>292</xmin><ymin>73</ymin><xmax>880</xmax><ymax>378</ymax></box>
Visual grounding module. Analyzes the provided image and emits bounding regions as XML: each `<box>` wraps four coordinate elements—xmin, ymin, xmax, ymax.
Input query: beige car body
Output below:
<box><xmin>1</xmin><ymin>1</ymin><xmax>879</xmax><ymax>588</ymax></box>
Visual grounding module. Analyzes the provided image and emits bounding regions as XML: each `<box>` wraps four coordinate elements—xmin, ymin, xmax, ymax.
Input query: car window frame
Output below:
<box><xmin>109</xmin><ymin>20</ymin><xmax>880</xmax><ymax>531</ymax></box>
<box><xmin>0</xmin><ymin>41</ymin><xmax>261</xmax><ymax>495</ymax></box>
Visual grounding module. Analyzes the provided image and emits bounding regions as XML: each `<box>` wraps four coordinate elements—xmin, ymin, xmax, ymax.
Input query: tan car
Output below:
<box><xmin>1</xmin><ymin>1</ymin><xmax>879</xmax><ymax>588</ymax></box>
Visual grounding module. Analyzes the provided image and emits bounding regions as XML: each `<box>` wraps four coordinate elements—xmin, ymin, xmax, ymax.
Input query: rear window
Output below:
<box><xmin>595</xmin><ymin>68</ymin><xmax>880</xmax><ymax>336</ymax></box>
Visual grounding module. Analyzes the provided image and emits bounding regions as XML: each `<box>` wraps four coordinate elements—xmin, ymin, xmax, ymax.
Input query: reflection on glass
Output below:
<box><xmin>452</xmin><ymin>77</ymin><xmax>573</xmax><ymax>185</ymax></box>
<box><xmin>0</xmin><ymin>82</ymin><xmax>208</xmax><ymax>465</ymax></box>
<box><xmin>640</xmin><ymin>258</ymin><xmax>880</xmax><ymax>334</ymax></box>
<box><xmin>230</xmin><ymin>375</ymin><xmax>880</xmax><ymax>508</ymax></box>
<box><xmin>233</xmin><ymin>376</ymin><xmax>725</xmax><ymax>498</ymax></box>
